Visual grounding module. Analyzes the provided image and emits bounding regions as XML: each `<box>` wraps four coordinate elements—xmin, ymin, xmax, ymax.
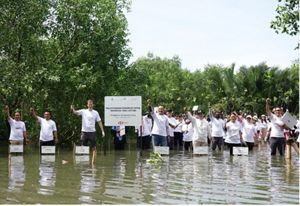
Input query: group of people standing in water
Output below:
<box><xmin>4</xmin><ymin>98</ymin><xmax>300</xmax><ymax>157</ymax></box>
<box><xmin>135</xmin><ymin>98</ymin><xmax>299</xmax><ymax>156</ymax></box>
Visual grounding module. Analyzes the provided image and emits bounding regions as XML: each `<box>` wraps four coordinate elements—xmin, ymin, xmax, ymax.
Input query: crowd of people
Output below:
<box><xmin>135</xmin><ymin>98</ymin><xmax>300</xmax><ymax>156</ymax></box>
<box><xmin>4</xmin><ymin>98</ymin><xmax>300</xmax><ymax>157</ymax></box>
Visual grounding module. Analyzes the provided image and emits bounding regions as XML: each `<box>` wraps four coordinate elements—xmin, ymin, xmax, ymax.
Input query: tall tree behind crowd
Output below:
<box><xmin>0</xmin><ymin>0</ymin><xmax>131</xmax><ymax>143</ymax></box>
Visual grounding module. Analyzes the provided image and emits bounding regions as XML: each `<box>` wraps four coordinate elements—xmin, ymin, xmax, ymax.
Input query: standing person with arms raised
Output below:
<box><xmin>30</xmin><ymin>108</ymin><xmax>58</xmax><ymax>147</ymax></box>
<box><xmin>147</xmin><ymin>99</ymin><xmax>169</xmax><ymax>147</ymax></box>
<box><xmin>5</xmin><ymin>105</ymin><xmax>28</xmax><ymax>145</ymax></box>
<box><xmin>185</xmin><ymin>107</ymin><xmax>211</xmax><ymax>149</ymax></box>
<box><xmin>265</xmin><ymin>98</ymin><xmax>287</xmax><ymax>156</ymax></box>
<box><xmin>71</xmin><ymin>99</ymin><xmax>105</xmax><ymax>164</ymax></box>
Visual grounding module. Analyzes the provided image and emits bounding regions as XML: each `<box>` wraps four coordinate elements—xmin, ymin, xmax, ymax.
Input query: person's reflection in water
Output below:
<box><xmin>79</xmin><ymin>164</ymin><xmax>99</xmax><ymax>203</ymax></box>
<box><xmin>8</xmin><ymin>154</ymin><xmax>25</xmax><ymax>192</ymax></box>
<box><xmin>38</xmin><ymin>155</ymin><xmax>56</xmax><ymax>195</ymax></box>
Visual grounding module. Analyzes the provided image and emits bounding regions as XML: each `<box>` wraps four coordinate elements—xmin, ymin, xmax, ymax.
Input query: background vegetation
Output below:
<box><xmin>0</xmin><ymin>0</ymin><xmax>298</xmax><ymax>146</ymax></box>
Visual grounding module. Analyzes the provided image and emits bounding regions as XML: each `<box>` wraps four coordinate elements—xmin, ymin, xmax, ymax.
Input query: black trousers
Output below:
<box><xmin>212</xmin><ymin>136</ymin><xmax>223</xmax><ymax>151</ymax></box>
<box><xmin>174</xmin><ymin>132</ymin><xmax>183</xmax><ymax>149</ymax></box>
<box><xmin>137</xmin><ymin>135</ymin><xmax>152</xmax><ymax>149</ymax></box>
<box><xmin>270</xmin><ymin>137</ymin><xmax>285</xmax><ymax>156</ymax></box>
<box><xmin>246</xmin><ymin>142</ymin><xmax>254</xmax><ymax>151</ymax></box>
<box><xmin>227</xmin><ymin>143</ymin><xmax>241</xmax><ymax>156</ymax></box>
<box><xmin>184</xmin><ymin>141</ymin><xmax>193</xmax><ymax>151</ymax></box>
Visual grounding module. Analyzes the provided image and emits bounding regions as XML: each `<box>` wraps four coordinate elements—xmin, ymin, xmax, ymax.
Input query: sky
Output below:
<box><xmin>125</xmin><ymin>0</ymin><xmax>298</xmax><ymax>71</ymax></box>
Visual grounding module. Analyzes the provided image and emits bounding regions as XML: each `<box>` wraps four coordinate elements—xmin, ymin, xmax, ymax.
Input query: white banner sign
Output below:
<box><xmin>104</xmin><ymin>96</ymin><xmax>142</xmax><ymax>126</ymax></box>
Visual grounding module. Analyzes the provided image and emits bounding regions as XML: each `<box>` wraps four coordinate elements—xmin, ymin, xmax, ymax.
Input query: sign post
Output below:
<box><xmin>104</xmin><ymin>96</ymin><xmax>142</xmax><ymax>127</ymax></box>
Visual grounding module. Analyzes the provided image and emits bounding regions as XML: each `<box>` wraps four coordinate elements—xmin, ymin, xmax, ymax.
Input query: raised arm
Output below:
<box><xmin>186</xmin><ymin>112</ymin><xmax>196</xmax><ymax>127</ymax></box>
<box><xmin>30</xmin><ymin>107</ymin><xmax>38</xmax><ymax>120</ymax></box>
<box><xmin>70</xmin><ymin>104</ymin><xmax>80</xmax><ymax>116</ymax></box>
<box><xmin>147</xmin><ymin>99</ymin><xmax>153</xmax><ymax>114</ymax></box>
<box><xmin>266</xmin><ymin>98</ymin><xmax>272</xmax><ymax>117</ymax></box>
<box><xmin>4</xmin><ymin>105</ymin><xmax>10</xmax><ymax>121</ymax></box>
<box><xmin>208</xmin><ymin>105</ymin><xmax>214</xmax><ymax>120</ymax></box>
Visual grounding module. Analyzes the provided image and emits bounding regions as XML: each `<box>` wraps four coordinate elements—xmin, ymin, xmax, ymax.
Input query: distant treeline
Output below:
<box><xmin>0</xmin><ymin>0</ymin><xmax>298</xmax><ymax>145</ymax></box>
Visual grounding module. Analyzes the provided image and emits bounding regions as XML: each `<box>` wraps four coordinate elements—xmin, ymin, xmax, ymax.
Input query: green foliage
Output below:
<box><xmin>0</xmin><ymin>0</ymin><xmax>131</xmax><ymax>143</ymax></box>
<box><xmin>125</xmin><ymin>55</ymin><xmax>299</xmax><ymax>117</ymax></box>
<box><xmin>270</xmin><ymin>0</ymin><xmax>299</xmax><ymax>49</ymax></box>
<box><xmin>270</xmin><ymin>0</ymin><xmax>299</xmax><ymax>36</ymax></box>
<box><xmin>0</xmin><ymin>1</ymin><xmax>298</xmax><ymax>145</ymax></box>
<box><xmin>146</xmin><ymin>152</ymin><xmax>163</xmax><ymax>164</ymax></box>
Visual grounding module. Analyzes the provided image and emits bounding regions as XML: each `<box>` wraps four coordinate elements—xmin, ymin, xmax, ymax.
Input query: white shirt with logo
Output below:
<box><xmin>38</xmin><ymin>117</ymin><xmax>57</xmax><ymax>141</ymax></box>
<box><xmin>8</xmin><ymin>117</ymin><xmax>26</xmax><ymax>141</ymax></box>
<box><xmin>77</xmin><ymin>109</ymin><xmax>101</xmax><ymax>132</ymax></box>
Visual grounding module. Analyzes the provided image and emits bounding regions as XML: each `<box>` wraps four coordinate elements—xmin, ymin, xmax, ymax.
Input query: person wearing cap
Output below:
<box><xmin>241</xmin><ymin>115</ymin><xmax>256</xmax><ymax>151</ymax></box>
<box><xmin>251</xmin><ymin>115</ymin><xmax>261</xmax><ymax>145</ymax></box>
<box><xmin>208</xmin><ymin>106</ymin><xmax>225</xmax><ymax>151</ymax></box>
<box><xmin>182</xmin><ymin>117</ymin><xmax>193</xmax><ymax>151</ymax></box>
<box><xmin>260</xmin><ymin>114</ymin><xmax>269</xmax><ymax>142</ymax></box>
<box><xmin>224</xmin><ymin>112</ymin><xmax>243</xmax><ymax>155</ymax></box>
<box><xmin>266</xmin><ymin>98</ymin><xmax>288</xmax><ymax>156</ymax></box>
<box><xmin>185</xmin><ymin>108</ymin><xmax>211</xmax><ymax>148</ymax></box>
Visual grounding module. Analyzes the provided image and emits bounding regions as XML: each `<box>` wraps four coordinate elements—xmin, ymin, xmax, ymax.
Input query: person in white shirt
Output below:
<box><xmin>166</xmin><ymin>109</ymin><xmax>177</xmax><ymax>150</ymax></box>
<box><xmin>182</xmin><ymin>118</ymin><xmax>193</xmax><ymax>151</ymax></box>
<box><xmin>147</xmin><ymin>99</ymin><xmax>169</xmax><ymax>147</ymax></box>
<box><xmin>141</xmin><ymin>113</ymin><xmax>153</xmax><ymax>149</ymax></box>
<box><xmin>208</xmin><ymin>107</ymin><xmax>225</xmax><ymax>151</ymax></box>
<box><xmin>31</xmin><ymin>108</ymin><xmax>58</xmax><ymax>146</ymax></box>
<box><xmin>71</xmin><ymin>99</ymin><xmax>105</xmax><ymax>163</ymax></box>
<box><xmin>185</xmin><ymin>108</ymin><xmax>211</xmax><ymax>149</ymax></box>
<box><xmin>242</xmin><ymin>115</ymin><xmax>256</xmax><ymax>151</ymax></box>
<box><xmin>225</xmin><ymin>112</ymin><xmax>243</xmax><ymax>156</ymax></box>
<box><xmin>5</xmin><ymin>105</ymin><xmax>28</xmax><ymax>145</ymax></box>
<box><xmin>266</xmin><ymin>98</ymin><xmax>288</xmax><ymax>156</ymax></box>
<box><xmin>252</xmin><ymin>115</ymin><xmax>261</xmax><ymax>145</ymax></box>
<box><xmin>260</xmin><ymin>114</ymin><xmax>269</xmax><ymax>141</ymax></box>
<box><xmin>174</xmin><ymin>114</ymin><xmax>183</xmax><ymax>150</ymax></box>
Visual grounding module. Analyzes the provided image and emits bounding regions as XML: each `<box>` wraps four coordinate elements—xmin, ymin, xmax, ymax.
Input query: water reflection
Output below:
<box><xmin>8</xmin><ymin>155</ymin><xmax>25</xmax><ymax>192</ymax></box>
<box><xmin>38</xmin><ymin>155</ymin><xmax>56</xmax><ymax>196</ymax></box>
<box><xmin>78</xmin><ymin>167</ymin><xmax>98</xmax><ymax>203</ymax></box>
<box><xmin>104</xmin><ymin>152</ymin><xmax>136</xmax><ymax>204</ymax></box>
<box><xmin>0</xmin><ymin>143</ymin><xmax>298</xmax><ymax>204</ymax></box>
